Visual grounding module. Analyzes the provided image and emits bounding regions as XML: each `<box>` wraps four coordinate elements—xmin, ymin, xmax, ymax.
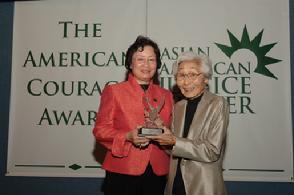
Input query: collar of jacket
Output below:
<box><xmin>127</xmin><ymin>73</ymin><xmax>155</xmax><ymax>94</ymax></box>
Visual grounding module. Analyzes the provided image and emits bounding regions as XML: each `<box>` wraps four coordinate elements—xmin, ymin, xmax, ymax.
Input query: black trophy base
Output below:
<box><xmin>138</xmin><ymin>127</ymin><xmax>163</xmax><ymax>137</ymax></box>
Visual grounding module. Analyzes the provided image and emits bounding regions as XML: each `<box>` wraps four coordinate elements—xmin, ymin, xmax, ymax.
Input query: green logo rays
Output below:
<box><xmin>215</xmin><ymin>26</ymin><xmax>281</xmax><ymax>79</ymax></box>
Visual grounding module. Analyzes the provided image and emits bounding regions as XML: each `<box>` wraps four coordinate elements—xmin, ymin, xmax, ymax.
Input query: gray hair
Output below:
<box><xmin>172</xmin><ymin>51</ymin><xmax>213</xmax><ymax>79</ymax></box>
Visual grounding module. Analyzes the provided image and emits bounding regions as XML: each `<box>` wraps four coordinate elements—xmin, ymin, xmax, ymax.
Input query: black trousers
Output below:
<box><xmin>103</xmin><ymin>163</ymin><xmax>167</xmax><ymax>195</ymax></box>
<box><xmin>172</xmin><ymin>159</ymin><xmax>186</xmax><ymax>195</ymax></box>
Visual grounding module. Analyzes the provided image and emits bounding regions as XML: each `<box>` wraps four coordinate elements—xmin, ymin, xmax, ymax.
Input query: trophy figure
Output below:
<box><xmin>138</xmin><ymin>96</ymin><xmax>165</xmax><ymax>137</ymax></box>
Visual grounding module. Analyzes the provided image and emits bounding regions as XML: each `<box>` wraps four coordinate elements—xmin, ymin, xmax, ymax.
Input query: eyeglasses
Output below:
<box><xmin>176</xmin><ymin>72</ymin><xmax>202</xmax><ymax>81</ymax></box>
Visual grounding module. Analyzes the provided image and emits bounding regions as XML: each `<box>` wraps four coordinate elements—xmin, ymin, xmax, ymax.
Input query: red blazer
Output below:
<box><xmin>93</xmin><ymin>74</ymin><xmax>173</xmax><ymax>176</ymax></box>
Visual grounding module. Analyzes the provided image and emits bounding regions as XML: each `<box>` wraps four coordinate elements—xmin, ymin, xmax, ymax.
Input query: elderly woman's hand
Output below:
<box><xmin>146</xmin><ymin>127</ymin><xmax>176</xmax><ymax>146</ymax></box>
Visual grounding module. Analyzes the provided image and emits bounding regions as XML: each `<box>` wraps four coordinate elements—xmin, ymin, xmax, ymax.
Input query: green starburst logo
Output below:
<box><xmin>215</xmin><ymin>26</ymin><xmax>281</xmax><ymax>79</ymax></box>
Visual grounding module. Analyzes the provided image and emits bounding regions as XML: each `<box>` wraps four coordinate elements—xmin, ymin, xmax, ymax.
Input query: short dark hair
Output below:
<box><xmin>125</xmin><ymin>35</ymin><xmax>162</xmax><ymax>70</ymax></box>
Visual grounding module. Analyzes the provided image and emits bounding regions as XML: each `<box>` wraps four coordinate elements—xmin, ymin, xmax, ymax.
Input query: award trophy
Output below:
<box><xmin>138</xmin><ymin>96</ymin><xmax>165</xmax><ymax>137</ymax></box>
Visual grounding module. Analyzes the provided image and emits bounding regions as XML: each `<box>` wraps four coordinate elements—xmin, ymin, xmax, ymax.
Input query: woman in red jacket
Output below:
<box><xmin>93</xmin><ymin>35</ymin><xmax>173</xmax><ymax>195</ymax></box>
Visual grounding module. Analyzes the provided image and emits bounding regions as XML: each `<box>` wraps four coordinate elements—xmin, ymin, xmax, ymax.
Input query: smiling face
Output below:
<box><xmin>176</xmin><ymin>60</ymin><xmax>208</xmax><ymax>98</ymax></box>
<box><xmin>131</xmin><ymin>45</ymin><xmax>157</xmax><ymax>84</ymax></box>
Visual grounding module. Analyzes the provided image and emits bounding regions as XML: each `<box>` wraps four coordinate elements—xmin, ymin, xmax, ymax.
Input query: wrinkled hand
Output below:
<box><xmin>146</xmin><ymin>127</ymin><xmax>176</xmax><ymax>146</ymax></box>
<box><xmin>126</xmin><ymin>127</ymin><xmax>150</xmax><ymax>148</ymax></box>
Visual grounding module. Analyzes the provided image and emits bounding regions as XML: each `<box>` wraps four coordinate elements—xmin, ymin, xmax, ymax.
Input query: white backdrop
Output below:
<box><xmin>7</xmin><ymin>0</ymin><xmax>293</xmax><ymax>181</ymax></box>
